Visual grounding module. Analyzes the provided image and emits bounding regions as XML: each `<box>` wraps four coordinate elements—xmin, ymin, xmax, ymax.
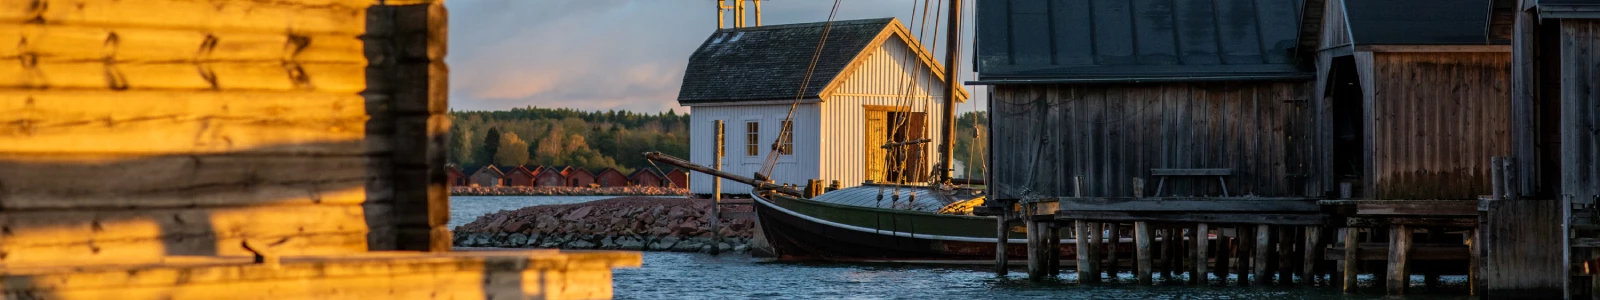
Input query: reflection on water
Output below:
<box><xmin>616</xmin><ymin>252</ymin><xmax>1472</xmax><ymax>300</ymax></box>
<box><xmin>449</xmin><ymin>195</ymin><xmax>660</xmax><ymax>228</ymax></box>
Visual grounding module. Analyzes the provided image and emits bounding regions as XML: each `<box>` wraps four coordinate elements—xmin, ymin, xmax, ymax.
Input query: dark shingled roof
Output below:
<box><xmin>1344</xmin><ymin>0</ymin><xmax>1503</xmax><ymax>45</ymax></box>
<box><xmin>974</xmin><ymin>0</ymin><xmax>1311</xmax><ymax>83</ymax></box>
<box><xmin>677</xmin><ymin>18</ymin><xmax>894</xmax><ymax>103</ymax></box>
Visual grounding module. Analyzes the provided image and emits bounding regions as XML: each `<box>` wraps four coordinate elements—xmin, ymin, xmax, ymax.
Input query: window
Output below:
<box><xmin>745</xmin><ymin>121</ymin><xmax>760</xmax><ymax>156</ymax></box>
<box><xmin>778</xmin><ymin>120</ymin><xmax>793</xmax><ymax>155</ymax></box>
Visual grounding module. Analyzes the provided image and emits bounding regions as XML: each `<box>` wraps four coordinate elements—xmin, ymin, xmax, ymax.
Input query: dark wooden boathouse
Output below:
<box><xmin>973</xmin><ymin>0</ymin><xmax>1561</xmax><ymax>296</ymax></box>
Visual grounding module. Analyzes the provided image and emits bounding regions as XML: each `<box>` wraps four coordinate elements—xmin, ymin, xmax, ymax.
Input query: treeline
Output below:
<box><xmin>449</xmin><ymin>107</ymin><xmax>689</xmax><ymax>174</ymax></box>
<box><xmin>449</xmin><ymin>107</ymin><xmax>988</xmax><ymax>181</ymax></box>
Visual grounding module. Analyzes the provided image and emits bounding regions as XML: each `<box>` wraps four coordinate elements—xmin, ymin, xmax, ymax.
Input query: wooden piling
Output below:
<box><xmin>1278</xmin><ymin>227</ymin><xmax>1295</xmax><ymax>285</ymax></box>
<box><xmin>710</xmin><ymin>120</ymin><xmax>724</xmax><ymax>256</ymax></box>
<box><xmin>995</xmin><ymin>216</ymin><xmax>1008</xmax><ymax>276</ymax></box>
<box><xmin>1467</xmin><ymin>228</ymin><xmax>1478</xmax><ymax>295</ymax></box>
<box><xmin>1049</xmin><ymin>223</ymin><xmax>1061</xmax><ymax>277</ymax></box>
<box><xmin>1194</xmin><ymin>223</ymin><xmax>1209</xmax><ymax>285</ymax></box>
<box><xmin>1027</xmin><ymin>218</ymin><xmax>1044</xmax><ymax>281</ymax></box>
<box><xmin>1136</xmin><ymin>221</ymin><xmax>1153</xmax><ymax>285</ymax></box>
<box><xmin>1215</xmin><ymin>227</ymin><xmax>1230</xmax><ymax>281</ymax></box>
<box><xmin>1076</xmin><ymin>220</ymin><xmax>1092</xmax><ymax>283</ymax></box>
<box><xmin>1107</xmin><ymin>223</ymin><xmax>1122</xmax><ymax>279</ymax></box>
<box><xmin>1236</xmin><ymin>226</ymin><xmax>1252</xmax><ymax>286</ymax></box>
<box><xmin>1302</xmin><ymin>226</ymin><xmax>1321</xmax><ymax>284</ymax></box>
<box><xmin>1343</xmin><ymin>227</ymin><xmax>1358</xmax><ymax>292</ymax></box>
<box><xmin>1162</xmin><ymin>226</ymin><xmax>1177</xmax><ymax>280</ymax></box>
<box><xmin>1088</xmin><ymin>222</ymin><xmax>1104</xmax><ymax>283</ymax></box>
<box><xmin>1422</xmin><ymin>228</ymin><xmax>1439</xmax><ymax>288</ymax></box>
<box><xmin>1387</xmin><ymin>225</ymin><xmax>1411</xmax><ymax>295</ymax></box>
<box><xmin>1255</xmin><ymin>224</ymin><xmax>1273</xmax><ymax>285</ymax></box>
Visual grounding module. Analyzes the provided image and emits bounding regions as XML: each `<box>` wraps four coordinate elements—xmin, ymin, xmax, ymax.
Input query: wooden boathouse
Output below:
<box><xmin>0</xmin><ymin>0</ymin><xmax>638</xmax><ymax>298</ymax></box>
<box><xmin>972</xmin><ymin>0</ymin><xmax>1582</xmax><ymax>297</ymax></box>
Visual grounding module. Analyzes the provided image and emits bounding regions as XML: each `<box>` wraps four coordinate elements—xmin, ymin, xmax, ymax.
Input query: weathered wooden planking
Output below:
<box><xmin>1367</xmin><ymin>52</ymin><xmax>1511</xmax><ymax>199</ymax></box>
<box><xmin>1</xmin><ymin>250</ymin><xmax>640</xmax><ymax>300</ymax></box>
<box><xmin>0</xmin><ymin>153</ymin><xmax>389</xmax><ymax>209</ymax></box>
<box><xmin>0</xmin><ymin>90</ymin><xmax>385</xmax><ymax>155</ymax></box>
<box><xmin>1150</xmin><ymin>168</ymin><xmax>1233</xmax><ymax>176</ymax></box>
<box><xmin>1561</xmin><ymin>21</ymin><xmax>1600</xmax><ymax>214</ymax></box>
<box><xmin>0</xmin><ymin>24</ymin><xmax>366</xmax><ymax>63</ymax></box>
<box><xmin>1480</xmin><ymin>199</ymin><xmax>1563</xmax><ymax>298</ymax></box>
<box><xmin>0</xmin><ymin>61</ymin><xmax>367</xmax><ymax>92</ymax></box>
<box><xmin>376</xmin><ymin>1</ymin><xmax>449</xmax><ymax>251</ymax></box>
<box><xmin>1055</xmin><ymin>211</ymin><xmax>1325</xmax><ymax>225</ymax></box>
<box><xmin>1324</xmin><ymin>243</ymin><xmax>1471</xmax><ymax>261</ymax></box>
<box><xmin>0</xmin><ymin>0</ymin><xmax>373</xmax><ymax>35</ymax></box>
<box><xmin>1056</xmin><ymin>197</ymin><xmax>1320</xmax><ymax>212</ymax></box>
<box><xmin>1344</xmin><ymin>217</ymin><xmax>1478</xmax><ymax>228</ymax></box>
<box><xmin>1</xmin><ymin>204</ymin><xmax>386</xmax><ymax>264</ymax></box>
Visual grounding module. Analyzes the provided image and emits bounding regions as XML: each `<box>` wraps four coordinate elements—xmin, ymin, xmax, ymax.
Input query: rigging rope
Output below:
<box><xmin>758</xmin><ymin>0</ymin><xmax>843</xmax><ymax>179</ymax></box>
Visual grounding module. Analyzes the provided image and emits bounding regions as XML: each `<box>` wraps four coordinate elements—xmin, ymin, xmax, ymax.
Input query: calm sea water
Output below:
<box><xmin>453</xmin><ymin>196</ymin><xmax>1470</xmax><ymax>299</ymax></box>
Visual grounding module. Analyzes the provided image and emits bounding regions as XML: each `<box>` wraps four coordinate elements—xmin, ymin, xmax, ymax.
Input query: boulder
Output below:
<box><xmin>649</xmin><ymin>236</ymin><xmax>679</xmax><ymax>251</ymax></box>
<box><xmin>563</xmin><ymin>206</ymin><xmax>594</xmax><ymax>221</ymax></box>
<box><xmin>502</xmin><ymin>220</ymin><xmax>530</xmax><ymax>233</ymax></box>
<box><xmin>672</xmin><ymin>239</ymin><xmax>703</xmax><ymax>252</ymax></box>
<box><xmin>507</xmin><ymin>233</ymin><xmax>528</xmax><ymax>247</ymax></box>
<box><xmin>568</xmin><ymin>239</ymin><xmax>596</xmax><ymax>249</ymax></box>
<box><xmin>599</xmin><ymin>236</ymin><xmax>616</xmax><ymax>249</ymax></box>
<box><xmin>616</xmin><ymin>236</ymin><xmax>645</xmax><ymax>250</ymax></box>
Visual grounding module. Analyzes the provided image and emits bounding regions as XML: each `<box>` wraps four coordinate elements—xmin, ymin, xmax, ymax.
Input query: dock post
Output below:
<box><xmin>1255</xmin><ymin>224</ymin><xmax>1272</xmax><ymax>286</ymax></box>
<box><xmin>1161</xmin><ymin>226</ymin><xmax>1176</xmax><ymax>280</ymax></box>
<box><xmin>1087</xmin><ymin>221</ymin><xmax>1104</xmax><ymax>283</ymax></box>
<box><xmin>1467</xmin><ymin>228</ymin><xmax>1478</xmax><ymax>296</ymax></box>
<box><xmin>1422</xmin><ymin>228</ymin><xmax>1439</xmax><ymax>288</ymax></box>
<box><xmin>1026</xmin><ymin>213</ymin><xmax>1044</xmax><ymax>281</ymax></box>
<box><xmin>1236</xmin><ymin>225</ymin><xmax>1253</xmax><ymax>286</ymax></box>
<box><xmin>1387</xmin><ymin>225</ymin><xmax>1411</xmax><ymax>295</ymax></box>
<box><xmin>996</xmin><ymin>214</ymin><xmax>1009</xmax><ymax>276</ymax></box>
<box><xmin>1194</xmin><ymin>223</ymin><xmax>1209</xmax><ymax>285</ymax></box>
<box><xmin>1106</xmin><ymin>223</ymin><xmax>1121</xmax><ymax>280</ymax></box>
<box><xmin>1076</xmin><ymin>220</ymin><xmax>1092</xmax><ymax>283</ymax></box>
<box><xmin>1135</xmin><ymin>221</ymin><xmax>1153</xmax><ymax>285</ymax></box>
<box><xmin>1215</xmin><ymin>227</ymin><xmax>1230</xmax><ymax>282</ymax></box>
<box><xmin>1303</xmin><ymin>226</ymin><xmax>1322</xmax><ymax>285</ymax></box>
<box><xmin>1343</xmin><ymin>227</ymin><xmax>1359</xmax><ymax>292</ymax></box>
<box><xmin>709</xmin><ymin>120</ymin><xmax>724</xmax><ymax>256</ymax></box>
<box><xmin>1048</xmin><ymin>222</ymin><xmax>1061</xmax><ymax>277</ymax></box>
<box><xmin>1278</xmin><ymin>227</ymin><xmax>1295</xmax><ymax>285</ymax></box>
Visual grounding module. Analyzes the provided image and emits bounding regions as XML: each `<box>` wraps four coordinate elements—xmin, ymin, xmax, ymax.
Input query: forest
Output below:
<box><xmin>449</xmin><ymin>107</ymin><xmax>987</xmax><ymax>180</ymax></box>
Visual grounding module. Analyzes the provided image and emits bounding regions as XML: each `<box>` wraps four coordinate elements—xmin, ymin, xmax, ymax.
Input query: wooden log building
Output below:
<box><xmin>470</xmin><ymin>165</ymin><xmax>507</xmax><ymax>187</ymax></box>
<box><xmin>596</xmin><ymin>167</ymin><xmax>631</xmax><ymax>187</ymax></box>
<box><xmin>972</xmin><ymin>0</ymin><xmax>1585</xmax><ymax>297</ymax></box>
<box><xmin>567</xmin><ymin>167</ymin><xmax>598</xmax><ymax>187</ymax></box>
<box><xmin>0</xmin><ymin>0</ymin><xmax>638</xmax><ymax>298</ymax></box>
<box><xmin>504</xmin><ymin>165</ymin><xmax>537</xmax><ymax>187</ymax></box>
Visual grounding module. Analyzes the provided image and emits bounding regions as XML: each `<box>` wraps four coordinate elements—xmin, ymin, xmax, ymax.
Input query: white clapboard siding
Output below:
<box><xmin>820</xmin><ymin>37</ymin><xmax>949</xmax><ymax>191</ymax></box>
<box><xmin>688</xmin><ymin>103</ymin><xmax>822</xmax><ymax>194</ymax></box>
<box><xmin>686</xmin><ymin>37</ymin><xmax>954</xmax><ymax>195</ymax></box>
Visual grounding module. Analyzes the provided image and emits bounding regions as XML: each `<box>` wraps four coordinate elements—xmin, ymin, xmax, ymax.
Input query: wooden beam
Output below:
<box><xmin>0</xmin><ymin>154</ymin><xmax>388</xmax><ymax>209</ymax></box>
<box><xmin>995</xmin><ymin>217</ymin><xmax>1009</xmax><ymax>276</ymax></box>
<box><xmin>1087</xmin><ymin>221</ymin><xmax>1103</xmax><ymax>283</ymax></box>
<box><xmin>1354</xmin><ymin>45</ymin><xmax>1511</xmax><ymax>53</ymax></box>
<box><xmin>0</xmin><ymin>0</ymin><xmax>376</xmax><ymax>35</ymax></box>
<box><xmin>1236</xmin><ymin>226</ymin><xmax>1252</xmax><ymax>286</ymax></box>
<box><xmin>1325</xmin><ymin>244</ymin><xmax>1472</xmax><ymax>261</ymax></box>
<box><xmin>1345</xmin><ymin>217</ymin><xmax>1478</xmax><ymax>228</ymax></box>
<box><xmin>1105</xmin><ymin>223</ymin><xmax>1121</xmax><ymax>279</ymax></box>
<box><xmin>1056</xmin><ymin>197</ymin><xmax>1321</xmax><ymax>212</ymax></box>
<box><xmin>1149</xmin><ymin>168</ymin><xmax>1233</xmax><ymax>176</ymax></box>
<box><xmin>1135</xmin><ymin>221</ymin><xmax>1153</xmax><ymax>285</ymax></box>
<box><xmin>1354</xmin><ymin>201</ymin><xmax>1479</xmax><ymax>216</ymax></box>
<box><xmin>0</xmin><ymin>24</ymin><xmax>367</xmax><ymax>63</ymax></box>
<box><xmin>1303</xmin><ymin>226</ymin><xmax>1323</xmax><ymax>284</ymax></box>
<box><xmin>1387</xmin><ymin>225</ymin><xmax>1411</xmax><ymax>295</ymax></box>
<box><xmin>1056</xmin><ymin>211</ymin><xmax>1325</xmax><ymax>225</ymax></box>
<box><xmin>1027</xmin><ymin>219</ymin><xmax>1044</xmax><ymax>281</ymax></box>
<box><xmin>1074</xmin><ymin>220</ymin><xmax>1091</xmax><ymax>283</ymax></box>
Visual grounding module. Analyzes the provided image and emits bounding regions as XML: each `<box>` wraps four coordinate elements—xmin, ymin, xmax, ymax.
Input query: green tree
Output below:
<box><xmin>478</xmin><ymin>127</ymin><xmax>501</xmax><ymax>166</ymax></box>
<box><xmin>450</xmin><ymin>125</ymin><xmax>474</xmax><ymax>166</ymax></box>
<box><xmin>494</xmin><ymin>132</ymin><xmax>530</xmax><ymax>167</ymax></box>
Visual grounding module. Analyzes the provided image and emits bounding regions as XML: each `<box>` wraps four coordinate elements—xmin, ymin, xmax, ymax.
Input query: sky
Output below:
<box><xmin>443</xmin><ymin>0</ymin><xmax>986</xmax><ymax>114</ymax></box>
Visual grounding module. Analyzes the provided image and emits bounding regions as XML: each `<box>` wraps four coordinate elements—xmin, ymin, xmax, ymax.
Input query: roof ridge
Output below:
<box><xmin>720</xmin><ymin>17</ymin><xmax>894</xmax><ymax>33</ymax></box>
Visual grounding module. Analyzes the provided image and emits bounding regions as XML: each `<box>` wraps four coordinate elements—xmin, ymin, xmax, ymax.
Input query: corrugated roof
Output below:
<box><xmin>1344</xmin><ymin>0</ymin><xmax>1503</xmax><ymax>45</ymax></box>
<box><xmin>974</xmin><ymin>0</ymin><xmax>1310</xmax><ymax>83</ymax></box>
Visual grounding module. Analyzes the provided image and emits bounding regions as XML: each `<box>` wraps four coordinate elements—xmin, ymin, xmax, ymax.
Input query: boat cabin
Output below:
<box><xmin>676</xmin><ymin>18</ymin><xmax>969</xmax><ymax>195</ymax></box>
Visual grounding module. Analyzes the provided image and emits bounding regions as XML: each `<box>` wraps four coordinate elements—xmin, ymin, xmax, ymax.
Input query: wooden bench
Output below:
<box><xmin>1150</xmin><ymin>168</ymin><xmax>1233</xmax><ymax>197</ymax></box>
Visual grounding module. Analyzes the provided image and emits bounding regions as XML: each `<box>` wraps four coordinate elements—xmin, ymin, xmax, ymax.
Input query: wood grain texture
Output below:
<box><xmin>0</xmin><ymin>153</ymin><xmax>389</xmax><ymax>209</ymax></box>
<box><xmin>0</xmin><ymin>24</ymin><xmax>367</xmax><ymax>63</ymax></box>
<box><xmin>0</xmin><ymin>0</ymin><xmax>372</xmax><ymax>35</ymax></box>
<box><xmin>0</xmin><ymin>90</ymin><xmax>384</xmax><ymax>155</ymax></box>
<box><xmin>1</xmin><ymin>204</ymin><xmax>385</xmax><ymax>265</ymax></box>
<box><xmin>1367</xmin><ymin>52</ymin><xmax>1511</xmax><ymax>199</ymax></box>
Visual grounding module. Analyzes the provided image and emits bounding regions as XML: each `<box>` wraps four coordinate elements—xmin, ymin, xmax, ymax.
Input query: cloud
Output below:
<box><xmin>444</xmin><ymin>0</ymin><xmax>986</xmax><ymax>113</ymax></box>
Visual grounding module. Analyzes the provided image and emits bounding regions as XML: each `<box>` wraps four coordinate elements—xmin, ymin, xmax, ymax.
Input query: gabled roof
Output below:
<box><xmin>471</xmin><ymin>165</ymin><xmax>504</xmax><ymax>177</ymax></box>
<box><xmin>595</xmin><ymin>167</ymin><xmax>626</xmax><ymax>176</ymax></box>
<box><xmin>628</xmin><ymin>168</ymin><xmax>665</xmax><ymax>179</ymax></box>
<box><xmin>567</xmin><ymin>167</ymin><xmax>596</xmax><ymax>177</ymax></box>
<box><xmin>505</xmin><ymin>166</ymin><xmax>535</xmax><ymax>177</ymax></box>
<box><xmin>677</xmin><ymin>18</ymin><xmax>967</xmax><ymax>104</ymax></box>
<box><xmin>1343</xmin><ymin>0</ymin><xmax>1505</xmax><ymax>45</ymax></box>
<box><xmin>973</xmin><ymin>0</ymin><xmax>1311</xmax><ymax>83</ymax></box>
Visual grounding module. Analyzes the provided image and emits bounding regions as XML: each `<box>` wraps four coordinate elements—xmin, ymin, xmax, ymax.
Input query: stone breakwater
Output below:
<box><xmin>452</xmin><ymin>197</ymin><xmax>757</xmax><ymax>253</ymax></box>
<box><xmin>451</xmin><ymin>186</ymin><xmax>688</xmax><ymax>196</ymax></box>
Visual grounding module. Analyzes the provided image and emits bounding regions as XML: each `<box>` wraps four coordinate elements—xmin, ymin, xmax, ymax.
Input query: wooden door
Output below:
<box><xmin>865</xmin><ymin>110</ymin><xmax>887</xmax><ymax>183</ymax></box>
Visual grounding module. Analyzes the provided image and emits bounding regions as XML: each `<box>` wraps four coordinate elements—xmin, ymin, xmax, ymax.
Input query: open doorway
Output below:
<box><xmin>864</xmin><ymin>106</ymin><xmax>927</xmax><ymax>184</ymax></box>
<box><xmin>1328</xmin><ymin>56</ymin><xmax>1365</xmax><ymax>198</ymax></box>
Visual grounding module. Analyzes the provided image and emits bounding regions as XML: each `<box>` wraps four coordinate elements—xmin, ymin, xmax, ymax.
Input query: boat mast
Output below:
<box><xmin>938</xmin><ymin>0</ymin><xmax>962</xmax><ymax>183</ymax></box>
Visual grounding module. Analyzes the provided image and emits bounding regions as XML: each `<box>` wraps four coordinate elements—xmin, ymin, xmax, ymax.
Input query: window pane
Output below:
<box><xmin>746</xmin><ymin>121</ymin><xmax>759</xmax><ymax>156</ymax></box>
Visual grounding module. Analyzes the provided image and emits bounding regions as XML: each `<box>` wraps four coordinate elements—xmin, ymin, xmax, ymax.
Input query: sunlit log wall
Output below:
<box><xmin>0</xmin><ymin>0</ymin><xmax>449</xmax><ymax>265</ymax></box>
<box><xmin>988</xmin><ymin>82</ymin><xmax>1316</xmax><ymax>200</ymax></box>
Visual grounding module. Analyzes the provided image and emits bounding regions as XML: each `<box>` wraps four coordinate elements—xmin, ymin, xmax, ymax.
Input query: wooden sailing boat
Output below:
<box><xmin>647</xmin><ymin>1</ymin><xmax>1091</xmax><ymax>262</ymax></box>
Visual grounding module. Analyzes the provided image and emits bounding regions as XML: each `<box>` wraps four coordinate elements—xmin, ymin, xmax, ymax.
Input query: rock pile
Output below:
<box><xmin>452</xmin><ymin>197</ymin><xmax>757</xmax><ymax>253</ymax></box>
<box><xmin>452</xmin><ymin>186</ymin><xmax>688</xmax><ymax>196</ymax></box>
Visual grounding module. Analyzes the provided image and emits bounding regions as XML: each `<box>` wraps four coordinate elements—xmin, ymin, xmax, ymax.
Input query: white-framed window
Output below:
<box><xmin>778</xmin><ymin>120</ymin><xmax>793</xmax><ymax>156</ymax></box>
<box><xmin>745</xmin><ymin>121</ymin><xmax>760</xmax><ymax>156</ymax></box>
